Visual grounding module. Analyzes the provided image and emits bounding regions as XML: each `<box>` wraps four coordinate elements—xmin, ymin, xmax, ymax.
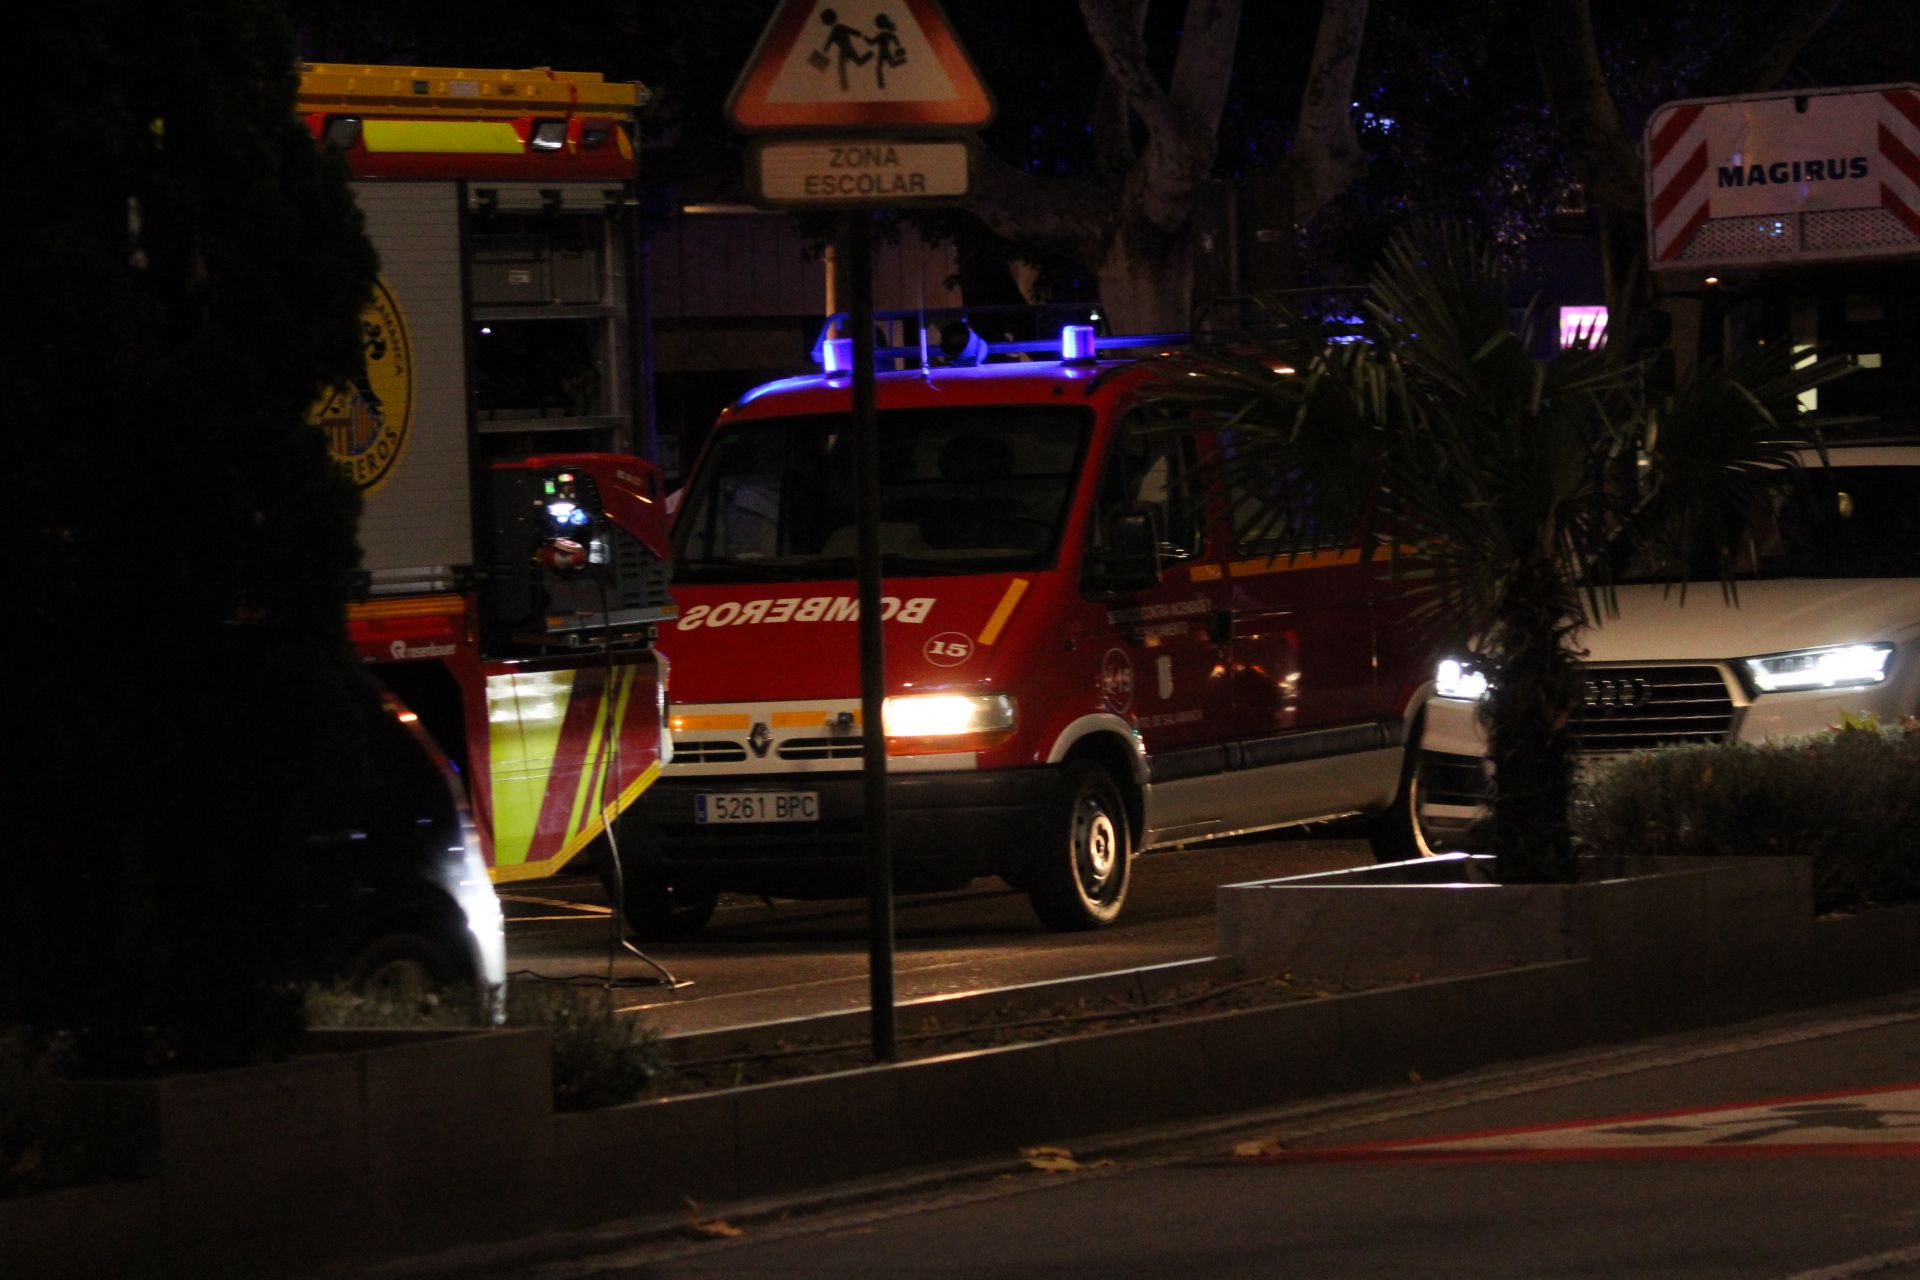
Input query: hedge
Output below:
<box><xmin>1575</xmin><ymin>720</ymin><xmax>1920</xmax><ymax>913</ymax></box>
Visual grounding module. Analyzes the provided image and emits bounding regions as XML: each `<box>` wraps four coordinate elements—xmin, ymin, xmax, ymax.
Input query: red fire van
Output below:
<box><xmin>618</xmin><ymin>316</ymin><xmax>1440</xmax><ymax>935</ymax></box>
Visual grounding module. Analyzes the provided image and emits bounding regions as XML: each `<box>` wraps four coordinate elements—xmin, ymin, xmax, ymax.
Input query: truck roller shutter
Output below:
<box><xmin>349</xmin><ymin>181</ymin><xmax>473</xmax><ymax>585</ymax></box>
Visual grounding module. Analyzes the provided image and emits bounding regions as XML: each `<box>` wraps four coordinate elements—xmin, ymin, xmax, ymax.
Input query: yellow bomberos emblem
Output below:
<box><xmin>310</xmin><ymin>277</ymin><xmax>413</xmax><ymax>492</ymax></box>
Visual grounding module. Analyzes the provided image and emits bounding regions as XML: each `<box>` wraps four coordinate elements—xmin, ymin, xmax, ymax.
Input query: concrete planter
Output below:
<box><xmin>1217</xmin><ymin>853</ymin><xmax>1818</xmax><ymax>1039</ymax></box>
<box><xmin>1814</xmin><ymin>900</ymin><xmax>1920</xmax><ymax>1000</ymax></box>
<box><xmin>7</xmin><ymin>1027</ymin><xmax>553</xmax><ymax>1279</ymax></box>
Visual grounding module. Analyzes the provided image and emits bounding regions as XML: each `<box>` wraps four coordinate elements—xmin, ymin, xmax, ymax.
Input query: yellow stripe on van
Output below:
<box><xmin>671</xmin><ymin>713</ymin><xmax>752</xmax><ymax>731</ymax></box>
<box><xmin>348</xmin><ymin>593</ymin><xmax>466</xmax><ymax>621</ymax></box>
<box><xmin>490</xmin><ymin>760</ymin><xmax>662</xmax><ymax>884</ymax></box>
<box><xmin>1227</xmin><ymin>549</ymin><xmax>1364</xmax><ymax>577</ymax></box>
<box><xmin>977</xmin><ymin>578</ymin><xmax>1029</xmax><ymax>645</ymax></box>
<box><xmin>771</xmin><ymin>710</ymin><xmax>836</xmax><ymax>727</ymax></box>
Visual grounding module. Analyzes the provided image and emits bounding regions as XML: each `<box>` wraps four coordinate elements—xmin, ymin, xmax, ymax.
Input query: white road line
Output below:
<box><xmin>1784</xmin><ymin>1242</ymin><xmax>1920</xmax><ymax>1279</ymax></box>
<box><xmin>614</xmin><ymin>957</ymin><xmax>981</xmax><ymax>1014</ymax></box>
<box><xmin>498</xmin><ymin>894</ymin><xmax>612</xmax><ymax>915</ymax></box>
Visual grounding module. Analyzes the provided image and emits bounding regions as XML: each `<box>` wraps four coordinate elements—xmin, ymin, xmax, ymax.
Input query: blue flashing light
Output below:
<box><xmin>822</xmin><ymin>338</ymin><xmax>853</xmax><ymax>373</ymax></box>
<box><xmin>1061</xmin><ymin>324</ymin><xmax>1097</xmax><ymax>362</ymax></box>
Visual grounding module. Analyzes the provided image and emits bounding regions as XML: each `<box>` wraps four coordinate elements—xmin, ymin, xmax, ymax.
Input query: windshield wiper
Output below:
<box><xmin>672</xmin><ymin>558</ymin><xmax>821</xmax><ymax>581</ymax></box>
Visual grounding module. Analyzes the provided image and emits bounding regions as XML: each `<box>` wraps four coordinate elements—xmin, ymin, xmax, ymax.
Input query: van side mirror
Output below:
<box><xmin>1085</xmin><ymin>508</ymin><xmax>1161</xmax><ymax>595</ymax></box>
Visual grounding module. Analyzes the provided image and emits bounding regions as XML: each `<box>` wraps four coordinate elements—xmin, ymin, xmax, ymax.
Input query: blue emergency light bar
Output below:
<box><xmin>809</xmin><ymin>305</ymin><xmax>1189</xmax><ymax>372</ymax></box>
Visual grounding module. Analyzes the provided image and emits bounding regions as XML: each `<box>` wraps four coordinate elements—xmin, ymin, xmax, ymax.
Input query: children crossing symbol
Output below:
<box><xmin>727</xmin><ymin>0</ymin><xmax>994</xmax><ymax>131</ymax></box>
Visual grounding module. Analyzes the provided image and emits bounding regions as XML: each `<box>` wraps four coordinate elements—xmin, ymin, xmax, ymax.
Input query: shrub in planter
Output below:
<box><xmin>518</xmin><ymin>985</ymin><xmax>668</xmax><ymax>1112</ymax></box>
<box><xmin>1575</xmin><ymin>720</ymin><xmax>1920</xmax><ymax>912</ymax></box>
<box><xmin>306</xmin><ymin>979</ymin><xmax>667</xmax><ymax>1111</ymax></box>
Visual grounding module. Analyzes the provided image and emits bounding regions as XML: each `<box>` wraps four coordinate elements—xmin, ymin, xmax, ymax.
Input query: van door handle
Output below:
<box><xmin>1208</xmin><ymin>610</ymin><xmax>1233</xmax><ymax>644</ymax></box>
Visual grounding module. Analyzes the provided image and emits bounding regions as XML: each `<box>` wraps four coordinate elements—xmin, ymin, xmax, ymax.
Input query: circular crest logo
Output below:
<box><xmin>1098</xmin><ymin>648</ymin><xmax>1134</xmax><ymax>714</ymax></box>
<box><xmin>923</xmin><ymin>632</ymin><xmax>975</xmax><ymax>667</ymax></box>
<box><xmin>309</xmin><ymin>276</ymin><xmax>413</xmax><ymax>492</ymax></box>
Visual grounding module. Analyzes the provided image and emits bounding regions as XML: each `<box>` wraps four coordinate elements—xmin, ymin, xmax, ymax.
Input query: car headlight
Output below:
<box><xmin>1434</xmin><ymin>657</ymin><xmax>1490</xmax><ymax>701</ymax></box>
<box><xmin>1742</xmin><ymin>643</ymin><xmax>1893</xmax><ymax>693</ymax></box>
<box><xmin>882</xmin><ymin>692</ymin><xmax>1016</xmax><ymax>753</ymax></box>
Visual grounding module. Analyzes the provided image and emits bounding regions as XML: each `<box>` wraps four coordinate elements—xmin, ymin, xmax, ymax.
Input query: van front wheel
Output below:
<box><xmin>1026</xmin><ymin>761</ymin><xmax>1131</xmax><ymax>930</ymax></box>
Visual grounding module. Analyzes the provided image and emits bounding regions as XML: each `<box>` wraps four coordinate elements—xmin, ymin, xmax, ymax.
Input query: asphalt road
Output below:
<box><xmin>499</xmin><ymin>827</ymin><xmax>1372</xmax><ymax>1036</ymax></box>
<box><xmin>483</xmin><ymin>993</ymin><xmax>1920</xmax><ymax>1279</ymax></box>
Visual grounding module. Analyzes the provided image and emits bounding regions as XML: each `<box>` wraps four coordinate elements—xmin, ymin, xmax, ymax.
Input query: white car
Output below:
<box><xmin>1414</xmin><ymin>436</ymin><xmax>1920</xmax><ymax>853</ymax></box>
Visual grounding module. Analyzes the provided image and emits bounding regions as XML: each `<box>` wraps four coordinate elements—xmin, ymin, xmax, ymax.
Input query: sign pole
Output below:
<box><xmin>849</xmin><ymin>209</ymin><xmax>896</xmax><ymax>1063</ymax></box>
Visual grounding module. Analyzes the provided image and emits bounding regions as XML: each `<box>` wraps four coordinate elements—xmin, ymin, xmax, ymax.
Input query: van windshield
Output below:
<box><xmin>673</xmin><ymin>407</ymin><xmax>1093</xmax><ymax>582</ymax></box>
<box><xmin>1618</xmin><ymin>464</ymin><xmax>1920</xmax><ymax>581</ymax></box>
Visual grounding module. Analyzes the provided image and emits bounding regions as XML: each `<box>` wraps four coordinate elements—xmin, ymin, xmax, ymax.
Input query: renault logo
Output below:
<box><xmin>1583</xmin><ymin>676</ymin><xmax>1654</xmax><ymax>713</ymax></box>
<box><xmin>748</xmin><ymin>721</ymin><xmax>773</xmax><ymax>757</ymax></box>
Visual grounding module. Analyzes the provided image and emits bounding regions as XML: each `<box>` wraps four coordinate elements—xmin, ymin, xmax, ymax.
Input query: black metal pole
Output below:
<box><xmin>849</xmin><ymin>209</ymin><xmax>896</xmax><ymax>1063</ymax></box>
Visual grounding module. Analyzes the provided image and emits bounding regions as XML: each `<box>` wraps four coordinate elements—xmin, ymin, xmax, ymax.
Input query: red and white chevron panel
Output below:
<box><xmin>1880</xmin><ymin>85</ymin><xmax>1920</xmax><ymax>238</ymax></box>
<box><xmin>1647</xmin><ymin>102</ymin><xmax>1713</xmax><ymax>264</ymax></box>
<box><xmin>1644</xmin><ymin>84</ymin><xmax>1920</xmax><ymax>271</ymax></box>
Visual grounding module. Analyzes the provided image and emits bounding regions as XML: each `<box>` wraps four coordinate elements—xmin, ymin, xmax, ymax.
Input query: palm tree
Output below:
<box><xmin>1143</xmin><ymin>223</ymin><xmax>1847</xmax><ymax>883</ymax></box>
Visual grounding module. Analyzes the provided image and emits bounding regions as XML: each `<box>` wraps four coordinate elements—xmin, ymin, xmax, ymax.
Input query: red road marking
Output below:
<box><xmin>1233</xmin><ymin>1082</ymin><xmax>1920</xmax><ymax>1165</ymax></box>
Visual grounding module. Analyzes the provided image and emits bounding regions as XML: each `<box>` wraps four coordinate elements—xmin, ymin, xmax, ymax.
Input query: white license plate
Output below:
<box><xmin>696</xmin><ymin>791</ymin><xmax>820</xmax><ymax>824</ymax></box>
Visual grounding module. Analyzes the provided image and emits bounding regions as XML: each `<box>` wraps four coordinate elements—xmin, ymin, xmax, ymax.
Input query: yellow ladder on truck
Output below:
<box><xmin>296</xmin><ymin>63</ymin><xmax>646</xmax><ymax>119</ymax></box>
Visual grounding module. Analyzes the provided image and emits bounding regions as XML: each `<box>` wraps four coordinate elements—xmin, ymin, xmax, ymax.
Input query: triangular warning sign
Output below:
<box><xmin>727</xmin><ymin>0</ymin><xmax>995</xmax><ymax>132</ymax></box>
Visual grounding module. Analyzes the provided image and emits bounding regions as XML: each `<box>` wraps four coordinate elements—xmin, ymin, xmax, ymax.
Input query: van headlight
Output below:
<box><xmin>882</xmin><ymin>692</ymin><xmax>1016</xmax><ymax>754</ymax></box>
<box><xmin>1742</xmin><ymin>643</ymin><xmax>1893</xmax><ymax>693</ymax></box>
<box><xmin>1434</xmin><ymin>657</ymin><xmax>1491</xmax><ymax>701</ymax></box>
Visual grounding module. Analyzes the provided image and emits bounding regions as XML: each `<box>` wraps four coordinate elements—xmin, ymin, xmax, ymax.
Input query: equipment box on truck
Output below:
<box><xmin>298</xmin><ymin>64</ymin><xmax>675</xmax><ymax>887</ymax></box>
<box><xmin>618</xmin><ymin>315</ymin><xmax>1441</xmax><ymax>935</ymax></box>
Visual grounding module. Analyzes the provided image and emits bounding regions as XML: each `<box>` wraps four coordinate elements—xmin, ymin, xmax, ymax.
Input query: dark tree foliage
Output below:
<box><xmin>1302</xmin><ymin>0</ymin><xmax>1571</xmax><ymax>280</ymax></box>
<box><xmin>5</xmin><ymin>0</ymin><xmax>378</xmax><ymax>1070</ymax></box>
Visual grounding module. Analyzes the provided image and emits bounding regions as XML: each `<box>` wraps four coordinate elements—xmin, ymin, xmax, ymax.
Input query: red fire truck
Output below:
<box><xmin>298</xmin><ymin>65</ymin><xmax>675</xmax><ymax>886</ymax></box>
<box><xmin>618</xmin><ymin>315</ymin><xmax>1438</xmax><ymax>935</ymax></box>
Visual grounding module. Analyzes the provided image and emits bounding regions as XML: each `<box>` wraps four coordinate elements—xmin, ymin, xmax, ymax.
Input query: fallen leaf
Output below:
<box><xmin>682</xmin><ymin>1217</ymin><xmax>744</xmax><ymax>1240</ymax></box>
<box><xmin>680</xmin><ymin>1197</ymin><xmax>744</xmax><ymax>1240</ymax></box>
<box><xmin>1232</xmin><ymin>1139</ymin><xmax>1282</xmax><ymax>1158</ymax></box>
<box><xmin>1408</xmin><ymin>1069</ymin><xmax>1424</xmax><ymax>1084</ymax></box>
<box><xmin>1022</xmin><ymin>1145</ymin><xmax>1083</xmax><ymax>1171</ymax></box>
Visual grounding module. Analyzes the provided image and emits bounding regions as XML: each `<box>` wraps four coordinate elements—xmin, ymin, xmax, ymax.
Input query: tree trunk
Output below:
<box><xmin>1484</xmin><ymin>560</ymin><xmax>1584</xmax><ymax>884</ymax></box>
<box><xmin>1097</xmin><ymin>216</ymin><xmax>1197</xmax><ymax>334</ymax></box>
<box><xmin>1288</xmin><ymin>0</ymin><xmax>1369</xmax><ymax>230</ymax></box>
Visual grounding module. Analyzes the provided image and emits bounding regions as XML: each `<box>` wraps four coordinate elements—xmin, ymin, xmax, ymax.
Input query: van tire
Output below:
<box><xmin>615</xmin><ymin>871</ymin><xmax>719</xmax><ymax>942</ymax></box>
<box><xmin>1027</xmin><ymin>761</ymin><xmax>1131</xmax><ymax>930</ymax></box>
<box><xmin>346</xmin><ymin>930</ymin><xmax>467</xmax><ymax>996</ymax></box>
